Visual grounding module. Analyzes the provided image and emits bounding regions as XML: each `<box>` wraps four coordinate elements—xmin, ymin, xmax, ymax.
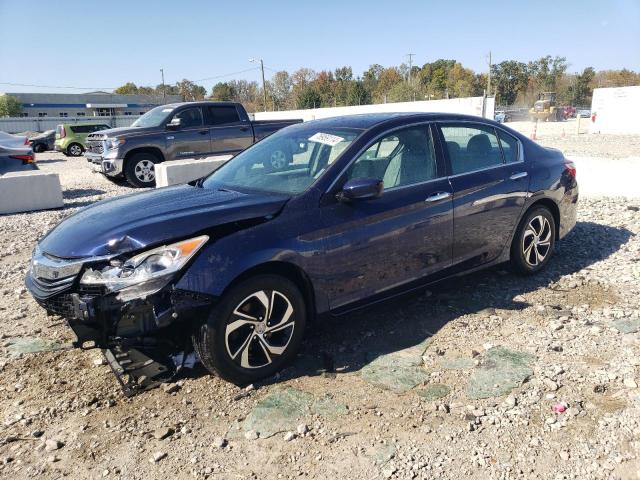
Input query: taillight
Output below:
<box><xmin>564</xmin><ymin>161</ymin><xmax>576</xmax><ymax>178</ymax></box>
<box><xmin>24</xmin><ymin>137</ymin><xmax>30</xmax><ymax>145</ymax></box>
<box><xmin>60</xmin><ymin>126</ymin><xmax>66</xmax><ymax>138</ymax></box>
<box><xmin>10</xmin><ymin>154</ymin><xmax>35</xmax><ymax>164</ymax></box>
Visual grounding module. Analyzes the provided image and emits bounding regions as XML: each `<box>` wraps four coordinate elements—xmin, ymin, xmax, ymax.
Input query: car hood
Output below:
<box><xmin>88</xmin><ymin>126</ymin><xmax>159</xmax><ymax>138</ymax></box>
<box><xmin>38</xmin><ymin>185</ymin><xmax>289</xmax><ymax>258</ymax></box>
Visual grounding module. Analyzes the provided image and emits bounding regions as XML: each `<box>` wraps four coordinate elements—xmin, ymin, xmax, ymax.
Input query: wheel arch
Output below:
<box><xmin>124</xmin><ymin>147</ymin><xmax>165</xmax><ymax>164</ymax></box>
<box><xmin>221</xmin><ymin>261</ymin><xmax>317</xmax><ymax>323</ymax></box>
<box><xmin>525</xmin><ymin>197</ymin><xmax>561</xmax><ymax>240</ymax></box>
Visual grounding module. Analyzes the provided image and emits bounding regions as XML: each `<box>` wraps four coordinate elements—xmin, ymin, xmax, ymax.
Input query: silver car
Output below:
<box><xmin>0</xmin><ymin>131</ymin><xmax>38</xmax><ymax>175</ymax></box>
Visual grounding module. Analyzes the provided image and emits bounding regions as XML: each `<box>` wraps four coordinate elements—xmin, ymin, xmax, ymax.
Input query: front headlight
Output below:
<box><xmin>107</xmin><ymin>137</ymin><xmax>125</xmax><ymax>150</ymax></box>
<box><xmin>80</xmin><ymin>235</ymin><xmax>208</xmax><ymax>297</ymax></box>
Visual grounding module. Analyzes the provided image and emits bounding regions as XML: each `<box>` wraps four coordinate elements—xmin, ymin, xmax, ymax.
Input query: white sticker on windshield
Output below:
<box><xmin>162</xmin><ymin>108</ymin><xmax>174</xmax><ymax>112</ymax></box>
<box><xmin>309</xmin><ymin>132</ymin><xmax>345</xmax><ymax>147</ymax></box>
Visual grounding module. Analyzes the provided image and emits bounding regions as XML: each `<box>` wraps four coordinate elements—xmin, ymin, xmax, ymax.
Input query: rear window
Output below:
<box><xmin>208</xmin><ymin>105</ymin><xmax>241</xmax><ymax>126</ymax></box>
<box><xmin>497</xmin><ymin>129</ymin><xmax>520</xmax><ymax>163</ymax></box>
<box><xmin>70</xmin><ymin>125</ymin><xmax>88</xmax><ymax>133</ymax></box>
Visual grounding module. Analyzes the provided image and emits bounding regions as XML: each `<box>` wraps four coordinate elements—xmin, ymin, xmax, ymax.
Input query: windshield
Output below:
<box><xmin>131</xmin><ymin>105</ymin><xmax>176</xmax><ymax>128</ymax></box>
<box><xmin>202</xmin><ymin>125</ymin><xmax>362</xmax><ymax>195</ymax></box>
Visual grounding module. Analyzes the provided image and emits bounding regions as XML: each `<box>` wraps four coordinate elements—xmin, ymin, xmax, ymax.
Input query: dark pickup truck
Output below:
<box><xmin>85</xmin><ymin>101</ymin><xmax>302</xmax><ymax>187</ymax></box>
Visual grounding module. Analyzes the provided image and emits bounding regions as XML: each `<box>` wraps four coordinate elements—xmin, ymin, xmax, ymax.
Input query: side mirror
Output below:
<box><xmin>166</xmin><ymin>118</ymin><xmax>181</xmax><ymax>130</ymax></box>
<box><xmin>337</xmin><ymin>178</ymin><xmax>383</xmax><ymax>202</ymax></box>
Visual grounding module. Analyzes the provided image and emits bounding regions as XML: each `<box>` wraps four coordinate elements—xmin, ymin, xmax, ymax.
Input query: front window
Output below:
<box><xmin>131</xmin><ymin>105</ymin><xmax>175</xmax><ymax>128</ymax></box>
<box><xmin>346</xmin><ymin>126</ymin><xmax>439</xmax><ymax>188</ymax></box>
<box><xmin>202</xmin><ymin>125</ymin><xmax>362</xmax><ymax>195</ymax></box>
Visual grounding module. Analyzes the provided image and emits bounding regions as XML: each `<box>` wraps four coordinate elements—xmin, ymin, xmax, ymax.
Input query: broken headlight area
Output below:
<box><xmin>67</xmin><ymin>286</ymin><xmax>214</xmax><ymax>396</ymax></box>
<box><xmin>80</xmin><ymin>235</ymin><xmax>209</xmax><ymax>300</ymax></box>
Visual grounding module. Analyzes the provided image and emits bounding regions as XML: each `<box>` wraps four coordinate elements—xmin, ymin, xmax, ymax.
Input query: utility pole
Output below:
<box><xmin>160</xmin><ymin>68</ymin><xmax>166</xmax><ymax>103</ymax></box>
<box><xmin>406</xmin><ymin>53</ymin><xmax>415</xmax><ymax>84</ymax></box>
<box><xmin>486</xmin><ymin>51</ymin><xmax>492</xmax><ymax>97</ymax></box>
<box><xmin>250</xmin><ymin>58</ymin><xmax>268</xmax><ymax>112</ymax></box>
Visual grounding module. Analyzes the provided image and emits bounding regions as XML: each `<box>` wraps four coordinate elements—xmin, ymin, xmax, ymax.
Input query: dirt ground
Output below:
<box><xmin>1</xmin><ymin>130</ymin><xmax>639</xmax><ymax>480</ymax></box>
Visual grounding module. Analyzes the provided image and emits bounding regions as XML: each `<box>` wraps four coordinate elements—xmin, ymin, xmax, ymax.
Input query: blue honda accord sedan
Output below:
<box><xmin>26</xmin><ymin>113</ymin><xmax>578</xmax><ymax>394</ymax></box>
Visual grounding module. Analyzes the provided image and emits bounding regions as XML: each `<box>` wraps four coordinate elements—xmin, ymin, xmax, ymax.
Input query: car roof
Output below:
<box><xmin>300</xmin><ymin>112</ymin><xmax>498</xmax><ymax>130</ymax></box>
<box><xmin>161</xmin><ymin>101</ymin><xmax>239</xmax><ymax>109</ymax></box>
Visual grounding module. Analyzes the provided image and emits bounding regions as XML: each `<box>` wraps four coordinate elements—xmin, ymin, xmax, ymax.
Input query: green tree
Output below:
<box><xmin>374</xmin><ymin>67</ymin><xmax>403</xmax><ymax>102</ymax></box>
<box><xmin>346</xmin><ymin>80</ymin><xmax>371</xmax><ymax>105</ymax></box>
<box><xmin>210</xmin><ymin>82</ymin><xmax>236</xmax><ymax>101</ymax></box>
<box><xmin>176</xmin><ymin>79</ymin><xmax>206</xmax><ymax>101</ymax></box>
<box><xmin>0</xmin><ymin>95</ymin><xmax>22</xmax><ymax>117</ymax></box>
<box><xmin>114</xmin><ymin>82</ymin><xmax>140</xmax><ymax>94</ymax></box>
<box><xmin>491</xmin><ymin>60</ymin><xmax>530</xmax><ymax>105</ymax></box>
<box><xmin>572</xmin><ymin>67</ymin><xmax>596</xmax><ymax>106</ymax></box>
<box><xmin>296</xmin><ymin>86</ymin><xmax>322</xmax><ymax>109</ymax></box>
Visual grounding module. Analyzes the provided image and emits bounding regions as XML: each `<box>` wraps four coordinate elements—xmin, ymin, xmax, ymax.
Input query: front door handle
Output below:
<box><xmin>509</xmin><ymin>171</ymin><xmax>528</xmax><ymax>180</ymax></box>
<box><xmin>425</xmin><ymin>191</ymin><xmax>452</xmax><ymax>202</ymax></box>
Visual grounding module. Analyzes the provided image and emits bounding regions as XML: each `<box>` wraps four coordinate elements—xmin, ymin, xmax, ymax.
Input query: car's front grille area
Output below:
<box><xmin>36</xmin><ymin>293</ymin><xmax>76</xmax><ymax>318</ymax></box>
<box><xmin>30</xmin><ymin>274</ymin><xmax>76</xmax><ymax>297</ymax></box>
<box><xmin>86</xmin><ymin>141</ymin><xmax>104</xmax><ymax>154</ymax></box>
<box><xmin>34</xmin><ymin>285</ymin><xmax>107</xmax><ymax>319</ymax></box>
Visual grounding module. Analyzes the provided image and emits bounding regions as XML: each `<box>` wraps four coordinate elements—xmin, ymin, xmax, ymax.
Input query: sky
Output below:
<box><xmin>1</xmin><ymin>0</ymin><xmax>639</xmax><ymax>94</ymax></box>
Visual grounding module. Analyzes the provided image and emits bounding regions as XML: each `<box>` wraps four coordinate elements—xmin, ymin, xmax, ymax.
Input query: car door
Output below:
<box><xmin>437</xmin><ymin>122</ymin><xmax>529</xmax><ymax>268</ymax></box>
<box><xmin>165</xmin><ymin>106</ymin><xmax>210</xmax><ymax>160</ymax></box>
<box><xmin>318</xmin><ymin>124</ymin><xmax>453</xmax><ymax>310</ymax></box>
<box><xmin>205</xmin><ymin>105</ymin><xmax>253</xmax><ymax>155</ymax></box>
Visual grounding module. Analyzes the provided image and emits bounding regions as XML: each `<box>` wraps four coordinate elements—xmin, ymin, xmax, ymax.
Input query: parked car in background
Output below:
<box><xmin>576</xmin><ymin>109</ymin><xmax>591</xmax><ymax>118</ymax></box>
<box><xmin>0</xmin><ymin>131</ymin><xmax>37</xmax><ymax>175</ymax></box>
<box><xmin>494</xmin><ymin>110</ymin><xmax>511</xmax><ymax>123</ymax></box>
<box><xmin>85</xmin><ymin>101</ymin><xmax>302</xmax><ymax>187</ymax></box>
<box><xmin>29</xmin><ymin>130</ymin><xmax>56</xmax><ymax>153</ymax></box>
<box><xmin>55</xmin><ymin>123</ymin><xmax>111</xmax><ymax>157</ymax></box>
<box><xmin>26</xmin><ymin>113</ymin><xmax>578</xmax><ymax>394</ymax></box>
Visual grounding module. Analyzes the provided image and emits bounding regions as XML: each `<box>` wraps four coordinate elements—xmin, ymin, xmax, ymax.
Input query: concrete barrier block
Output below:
<box><xmin>0</xmin><ymin>171</ymin><xmax>64</xmax><ymax>214</ymax></box>
<box><xmin>155</xmin><ymin>155</ymin><xmax>233</xmax><ymax>188</ymax></box>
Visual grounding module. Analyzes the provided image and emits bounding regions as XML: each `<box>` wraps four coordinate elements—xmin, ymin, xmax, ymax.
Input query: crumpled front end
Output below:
<box><xmin>25</xmin><ymin>248</ymin><xmax>214</xmax><ymax>396</ymax></box>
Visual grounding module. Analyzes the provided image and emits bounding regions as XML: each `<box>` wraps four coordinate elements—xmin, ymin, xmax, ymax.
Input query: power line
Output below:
<box><xmin>192</xmin><ymin>67</ymin><xmax>261</xmax><ymax>83</ymax></box>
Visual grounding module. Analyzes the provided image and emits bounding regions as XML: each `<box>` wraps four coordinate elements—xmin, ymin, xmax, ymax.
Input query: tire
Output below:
<box><xmin>510</xmin><ymin>206</ymin><xmax>556</xmax><ymax>275</ymax></box>
<box><xmin>264</xmin><ymin>148</ymin><xmax>291</xmax><ymax>171</ymax></box>
<box><xmin>33</xmin><ymin>143</ymin><xmax>45</xmax><ymax>153</ymax></box>
<box><xmin>124</xmin><ymin>152</ymin><xmax>159</xmax><ymax>188</ymax></box>
<box><xmin>67</xmin><ymin>143</ymin><xmax>83</xmax><ymax>157</ymax></box>
<box><xmin>192</xmin><ymin>274</ymin><xmax>307</xmax><ymax>385</ymax></box>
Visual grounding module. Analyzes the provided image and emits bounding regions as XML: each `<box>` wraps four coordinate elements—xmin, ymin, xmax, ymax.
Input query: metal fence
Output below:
<box><xmin>0</xmin><ymin>115</ymin><xmax>138</xmax><ymax>134</ymax></box>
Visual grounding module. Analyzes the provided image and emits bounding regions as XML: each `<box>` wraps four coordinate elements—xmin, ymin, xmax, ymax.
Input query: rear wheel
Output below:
<box><xmin>510</xmin><ymin>206</ymin><xmax>556</xmax><ymax>275</ymax></box>
<box><xmin>124</xmin><ymin>152</ymin><xmax>159</xmax><ymax>188</ymax></box>
<box><xmin>192</xmin><ymin>275</ymin><xmax>306</xmax><ymax>385</ymax></box>
<box><xmin>33</xmin><ymin>143</ymin><xmax>45</xmax><ymax>153</ymax></box>
<box><xmin>67</xmin><ymin>143</ymin><xmax>83</xmax><ymax>156</ymax></box>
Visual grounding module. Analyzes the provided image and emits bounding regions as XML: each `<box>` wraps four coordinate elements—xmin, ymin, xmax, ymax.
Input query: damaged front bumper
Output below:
<box><xmin>26</xmin><ymin>272</ymin><xmax>213</xmax><ymax>396</ymax></box>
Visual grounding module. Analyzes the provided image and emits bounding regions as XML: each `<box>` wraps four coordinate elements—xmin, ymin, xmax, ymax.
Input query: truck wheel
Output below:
<box><xmin>266</xmin><ymin>148</ymin><xmax>291</xmax><ymax>171</ymax></box>
<box><xmin>192</xmin><ymin>274</ymin><xmax>306</xmax><ymax>385</ymax></box>
<box><xmin>124</xmin><ymin>152</ymin><xmax>158</xmax><ymax>188</ymax></box>
<box><xmin>510</xmin><ymin>206</ymin><xmax>556</xmax><ymax>275</ymax></box>
<box><xmin>67</xmin><ymin>143</ymin><xmax>83</xmax><ymax>156</ymax></box>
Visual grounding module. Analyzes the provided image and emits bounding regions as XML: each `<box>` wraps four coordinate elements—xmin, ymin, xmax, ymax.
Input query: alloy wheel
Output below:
<box><xmin>270</xmin><ymin>150</ymin><xmax>287</xmax><ymax>169</ymax></box>
<box><xmin>134</xmin><ymin>159</ymin><xmax>155</xmax><ymax>183</ymax></box>
<box><xmin>522</xmin><ymin>215</ymin><xmax>552</xmax><ymax>267</ymax></box>
<box><xmin>224</xmin><ymin>290</ymin><xmax>295</xmax><ymax>369</ymax></box>
<box><xmin>69</xmin><ymin>144</ymin><xmax>82</xmax><ymax>156</ymax></box>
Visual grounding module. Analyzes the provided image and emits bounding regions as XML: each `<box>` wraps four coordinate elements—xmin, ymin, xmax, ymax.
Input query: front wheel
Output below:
<box><xmin>192</xmin><ymin>275</ymin><xmax>306</xmax><ymax>385</ymax></box>
<box><xmin>510</xmin><ymin>206</ymin><xmax>556</xmax><ymax>275</ymax></box>
<box><xmin>67</xmin><ymin>143</ymin><xmax>83</xmax><ymax>156</ymax></box>
<box><xmin>124</xmin><ymin>153</ymin><xmax>158</xmax><ymax>188</ymax></box>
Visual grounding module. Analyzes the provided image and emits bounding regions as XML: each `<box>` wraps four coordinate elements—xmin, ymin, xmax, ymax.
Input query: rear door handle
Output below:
<box><xmin>509</xmin><ymin>171</ymin><xmax>528</xmax><ymax>180</ymax></box>
<box><xmin>425</xmin><ymin>191</ymin><xmax>452</xmax><ymax>202</ymax></box>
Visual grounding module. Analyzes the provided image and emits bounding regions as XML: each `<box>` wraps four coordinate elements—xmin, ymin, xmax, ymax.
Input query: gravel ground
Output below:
<box><xmin>1</xmin><ymin>133</ymin><xmax>639</xmax><ymax>480</ymax></box>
